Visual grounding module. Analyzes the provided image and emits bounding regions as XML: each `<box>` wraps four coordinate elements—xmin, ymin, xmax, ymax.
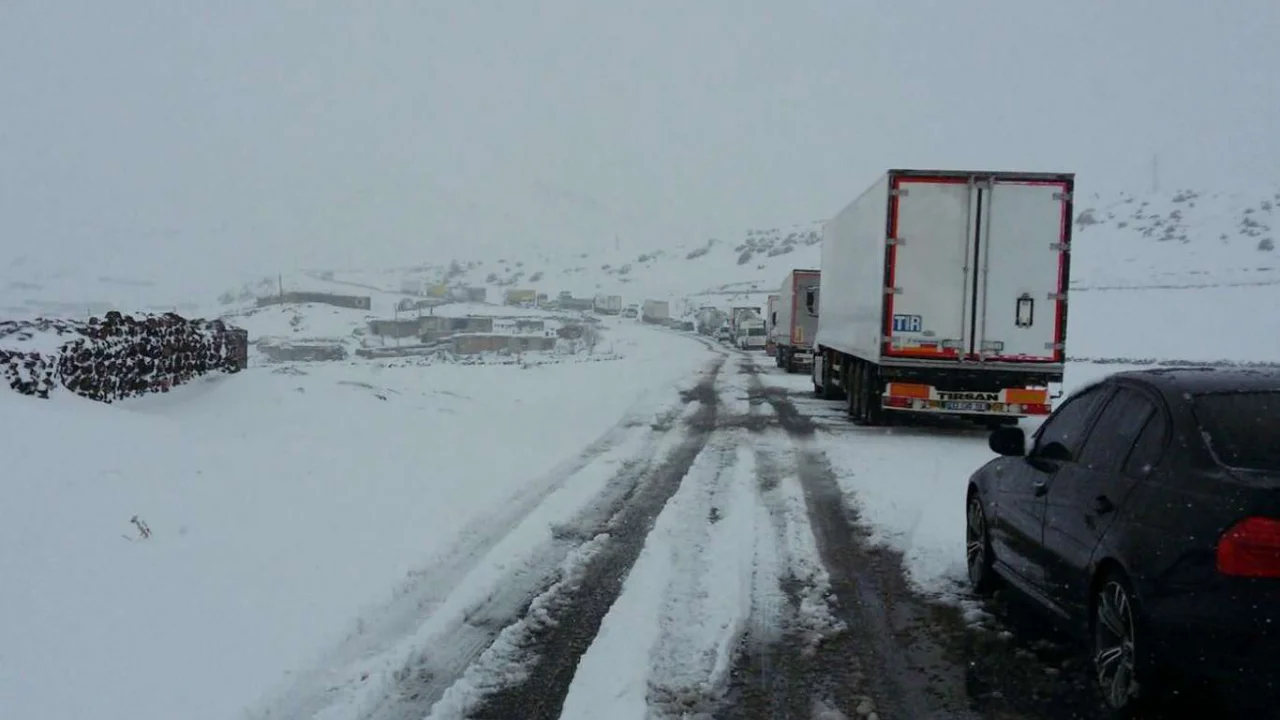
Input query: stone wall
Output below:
<box><xmin>0</xmin><ymin>312</ymin><xmax>249</xmax><ymax>402</ymax></box>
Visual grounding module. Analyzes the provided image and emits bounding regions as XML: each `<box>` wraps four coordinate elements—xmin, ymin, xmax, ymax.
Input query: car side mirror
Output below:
<box><xmin>988</xmin><ymin>426</ymin><xmax>1026</xmax><ymax>456</ymax></box>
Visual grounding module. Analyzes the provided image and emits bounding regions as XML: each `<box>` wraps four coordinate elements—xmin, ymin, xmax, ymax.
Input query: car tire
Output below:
<box><xmin>966</xmin><ymin>490</ymin><xmax>999</xmax><ymax>595</ymax></box>
<box><xmin>1092</xmin><ymin>570</ymin><xmax>1154</xmax><ymax>714</ymax></box>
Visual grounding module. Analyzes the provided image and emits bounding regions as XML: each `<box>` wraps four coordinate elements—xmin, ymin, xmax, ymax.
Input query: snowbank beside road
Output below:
<box><xmin>0</xmin><ymin>321</ymin><xmax>713</xmax><ymax>720</ymax></box>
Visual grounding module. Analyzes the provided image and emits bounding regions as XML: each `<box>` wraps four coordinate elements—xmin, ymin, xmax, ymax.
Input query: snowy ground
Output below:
<box><xmin>6</xmin><ymin>185</ymin><xmax>1280</xmax><ymax>720</ymax></box>
<box><xmin>5</xmin><ymin>318</ymin><xmax>1275</xmax><ymax>719</ymax></box>
<box><xmin>0</xmin><ymin>322</ymin><xmax>712</xmax><ymax>720</ymax></box>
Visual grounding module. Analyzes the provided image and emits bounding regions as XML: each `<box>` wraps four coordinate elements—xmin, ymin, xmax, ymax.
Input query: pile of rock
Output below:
<box><xmin>0</xmin><ymin>311</ymin><xmax>249</xmax><ymax>403</ymax></box>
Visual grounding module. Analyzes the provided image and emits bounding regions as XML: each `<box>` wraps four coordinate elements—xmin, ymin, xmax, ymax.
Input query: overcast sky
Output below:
<box><xmin>2</xmin><ymin>0</ymin><xmax>1278</xmax><ymax>288</ymax></box>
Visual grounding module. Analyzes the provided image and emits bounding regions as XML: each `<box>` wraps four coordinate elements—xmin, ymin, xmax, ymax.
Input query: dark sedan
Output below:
<box><xmin>965</xmin><ymin>367</ymin><xmax>1280</xmax><ymax>714</ymax></box>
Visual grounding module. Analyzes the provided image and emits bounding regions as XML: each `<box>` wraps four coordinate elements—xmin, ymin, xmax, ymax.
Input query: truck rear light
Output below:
<box><xmin>1022</xmin><ymin>403</ymin><xmax>1051</xmax><ymax>415</ymax></box>
<box><xmin>883</xmin><ymin>396</ymin><xmax>912</xmax><ymax>409</ymax></box>
<box><xmin>885</xmin><ymin>383</ymin><xmax>930</xmax><ymax>399</ymax></box>
<box><xmin>1217</xmin><ymin>517</ymin><xmax>1280</xmax><ymax>578</ymax></box>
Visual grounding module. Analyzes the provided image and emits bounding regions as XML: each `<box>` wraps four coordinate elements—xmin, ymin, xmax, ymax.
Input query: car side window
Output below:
<box><xmin>1077</xmin><ymin>388</ymin><xmax>1156</xmax><ymax>473</ymax></box>
<box><xmin>1035</xmin><ymin>385</ymin><xmax>1109</xmax><ymax>458</ymax></box>
<box><xmin>1123</xmin><ymin>411</ymin><xmax>1168</xmax><ymax>478</ymax></box>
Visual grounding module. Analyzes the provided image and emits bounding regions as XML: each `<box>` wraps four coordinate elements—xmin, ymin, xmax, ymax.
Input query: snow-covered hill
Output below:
<box><xmin>267</xmin><ymin>185</ymin><xmax>1274</xmax><ymax>298</ymax></box>
<box><xmin>209</xmin><ymin>185</ymin><xmax>1280</xmax><ymax>363</ymax></box>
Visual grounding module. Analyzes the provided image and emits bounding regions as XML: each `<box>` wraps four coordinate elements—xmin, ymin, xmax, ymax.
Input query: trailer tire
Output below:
<box><xmin>850</xmin><ymin>360</ymin><xmax>885</xmax><ymax>427</ymax></box>
<box><xmin>864</xmin><ymin>364</ymin><xmax>885</xmax><ymax>426</ymax></box>
<box><xmin>819</xmin><ymin>350</ymin><xmax>842</xmax><ymax>400</ymax></box>
<box><xmin>847</xmin><ymin>361</ymin><xmax>864</xmax><ymax>423</ymax></box>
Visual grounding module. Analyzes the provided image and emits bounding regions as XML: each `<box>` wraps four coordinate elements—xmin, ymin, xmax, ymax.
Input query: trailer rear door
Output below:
<box><xmin>883</xmin><ymin>177</ymin><xmax>974</xmax><ymax>359</ymax></box>
<box><xmin>974</xmin><ymin>180</ymin><xmax>1070</xmax><ymax>362</ymax></box>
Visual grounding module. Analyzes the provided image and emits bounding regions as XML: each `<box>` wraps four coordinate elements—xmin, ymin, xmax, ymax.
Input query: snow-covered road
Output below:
<box><xmin>7</xmin><ymin>320</ymin><xmax>1221</xmax><ymax>720</ymax></box>
<box><xmin>273</xmin><ymin>341</ymin><xmax>989</xmax><ymax>720</ymax></box>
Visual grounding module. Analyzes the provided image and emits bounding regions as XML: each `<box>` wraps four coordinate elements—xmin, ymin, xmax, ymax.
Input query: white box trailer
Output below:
<box><xmin>774</xmin><ymin>269</ymin><xmax>820</xmax><ymax>373</ymax></box>
<box><xmin>641</xmin><ymin>299</ymin><xmax>669</xmax><ymax>324</ymax></box>
<box><xmin>593</xmin><ymin>294</ymin><xmax>623</xmax><ymax>314</ymax></box>
<box><xmin>764</xmin><ymin>294</ymin><xmax>781</xmax><ymax>352</ymax></box>
<box><xmin>813</xmin><ymin>169</ymin><xmax>1073</xmax><ymax>426</ymax></box>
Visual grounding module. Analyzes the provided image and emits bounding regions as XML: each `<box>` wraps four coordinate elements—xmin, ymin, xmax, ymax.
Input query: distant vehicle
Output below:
<box><xmin>556</xmin><ymin>291</ymin><xmax>594</xmax><ymax>311</ymax></box>
<box><xmin>641</xmin><ymin>299</ymin><xmax>669</xmax><ymax>324</ymax></box>
<box><xmin>967</xmin><ymin>367</ymin><xmax>1280</xmax><ymax>713</ymax></box>
<box><xmin>447</xmin><ymin>286</ymin><xmax>486</xmax><ymax>303</ymax></box>
<box><xmin>593</xmin><ymin>294</ymin><xmax>623</xmax><ymax>314</ymax></box>
<box><xmin>774</xmin><ymin>270</ymin><xmax>819</xmax><ymax>373</ymax></box>
<box><xmin>696</xmin><ymin>307</ymin><xmax>727</xmax><ymax>336</ymax></box>
<box><xmin>622</xmin><ymin>305</ymin><xmax>639</xmax><ymax>319</ymax></box>
<box><xmin>764</xmin><ymin>294</ymin><xmax>780</xmax><ymax>356</ymax></box>
<box><xmin>813</xmin><ymin>169</ymin><xmax>1074</xmax><ymax>427</ymax></box>
<box><xmin>400</xmin><ymin>278</ymin><xmax>424</xmax><ymax>296</ymax></box>
<box><xmin>736</xmin><ymin>318</ymin><xmax>767</xmax><ymax>350</ymax></box>
<box><xmin>503</xmin><ymin>288</ymin><xmax>537</xmax><ymax>307</ymax></box>
<box><xmin>729</xmin><ymin>306</ymin><xmax>760</xmax><ymax>336</ymax></box>
<box><xmin>715</xmin><ymin>325</ymin><xmax>732</xmax><ymax>343</ymax></box>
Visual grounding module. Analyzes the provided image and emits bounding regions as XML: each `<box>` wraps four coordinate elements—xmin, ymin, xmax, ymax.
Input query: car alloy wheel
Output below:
<box><xmin>965</xmin><ymin>493</ymin><xmax>995</xmax><ymax>592</ymax></box>
<box><xmin>1094</xmin><ymin>578</ymin><xmax>1141</xmax><ymax>710</ymax></box>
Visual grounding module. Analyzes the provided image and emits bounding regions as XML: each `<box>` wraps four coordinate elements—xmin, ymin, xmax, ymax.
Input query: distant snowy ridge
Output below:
<box><xmin>210</xmin><ymin>185</ymin><xmax>1278</xmax><ymax>319</ymax></box>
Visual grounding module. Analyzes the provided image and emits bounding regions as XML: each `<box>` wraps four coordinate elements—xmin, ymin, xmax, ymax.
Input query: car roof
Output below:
<box><xmin>1109</xmin><ymin>366</ymin><xmax>1280</xmax><ymax>399</ymax></box>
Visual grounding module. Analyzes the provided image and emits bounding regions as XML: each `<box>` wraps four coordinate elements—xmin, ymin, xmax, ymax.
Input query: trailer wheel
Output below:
<box><xmin>850</xmin><ymin>360</ymin><xmax>885</xmax><ymax>427</ymax></box>
<box><xmin>818</xmin><ymin>350</ymin><xmax>842</xmax><ymax>400</ymax></box>
<box><xmin>863</xmin><ymin>364</ymin><xmax>885</xmax><ymax>426</ymax></box>
<box><xmin>847</xmin><ymin>361</ymin><xmax>864</xmax><ymax>423</ymax></box>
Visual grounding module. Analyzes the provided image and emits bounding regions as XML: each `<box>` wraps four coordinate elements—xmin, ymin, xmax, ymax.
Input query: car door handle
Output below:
<box><xmin>1032</xmin><ymin>479</ymin><xmax>1048</xmax><ymax>497</ymax></box>
<box><xmin>1093</xmin><ymin>495</ymin><xmax>1115</xmax><ymax>515</ymax></box>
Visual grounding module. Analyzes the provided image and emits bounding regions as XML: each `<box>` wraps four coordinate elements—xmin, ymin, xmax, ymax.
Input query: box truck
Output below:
<box><xmin>774</xmin><ymin>269</ymin><xmax>820</xmax><ymax>373</ymax></box>
<box><xmin>696</xmin><ymin>307</ymin><xmax>726</xmax><ymax>336</ymax></box>
<box><xmin>812</xmin><ymin>169</ymin><xmax>1073</xmax><ymax>426</ymax></box>
<box><xmin>593</xmin><ymin>294</ymin><xmax>623</xmax><ymax>314</ymax></box>
<box><xmin>764</xmin><ymin>295</ymin><xmax>781</xmax><ymax>356</ymax></box>
<box><xmin>641</xmin><ymin>299</ymin><xmax>670</xmax><ymax>324</ymax></box>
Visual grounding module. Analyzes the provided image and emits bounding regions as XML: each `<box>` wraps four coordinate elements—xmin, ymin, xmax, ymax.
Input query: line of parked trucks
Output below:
<box><xmin>752</xmin><ymin>168</ymin><xmax>1075</xmax><ymax>428</ymax></box>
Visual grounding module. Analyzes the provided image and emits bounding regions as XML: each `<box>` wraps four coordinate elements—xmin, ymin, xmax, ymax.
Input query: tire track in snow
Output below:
<box><xmin>610</xmin><ymin>359</ymin><xmax>851</xmax><ymax>720</ymax></box>
<box><xmin>423</xmin><ymin>359</ymin><xmax>725</xmax><ymax>720</ymax></box>
<box><xmin>259</xmin><ymin>359</ymin><xmax>722</xmax><ymax>720</ymax></box>
<box><xmin>722</xmin><ymin>380</ymin><xmax>852</xmax><ymax>720</ymax></box>
<box><xmin>641</xmin><ymin>432</ymin><xmax>756</xmax><ymax>719</ymax></box>
<box><xmin>752</xmin><ymin>369</ymin><xmax>981</xmax><ymax>720</ymax></box>
<box><xmin>553</xmin><ymin>356</ymin><xmax>779</xmax><ymax>720</ymax></box>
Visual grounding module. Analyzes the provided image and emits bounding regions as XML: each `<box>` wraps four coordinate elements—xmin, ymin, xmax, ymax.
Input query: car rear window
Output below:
<box><xmin>1193</xmin><ymin>391</ymin><xmax>1280</xmax><ymax>471</ymax></box>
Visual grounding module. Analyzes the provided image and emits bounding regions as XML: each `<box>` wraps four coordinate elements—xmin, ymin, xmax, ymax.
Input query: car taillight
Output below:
<box><xmin>1217</xmin><ymin>517</ymin><xmax>1280</xmax><ymax>578</ymax></box>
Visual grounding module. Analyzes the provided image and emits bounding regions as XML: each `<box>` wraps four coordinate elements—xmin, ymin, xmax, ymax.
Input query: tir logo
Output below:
<box><xmin>892</xmin><ymin>314</ymin><xmax>923</xmax><ymax>333</ymax></box>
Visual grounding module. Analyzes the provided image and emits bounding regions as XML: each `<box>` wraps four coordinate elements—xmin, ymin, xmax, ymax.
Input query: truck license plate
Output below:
<box><xmin>944</xmin><ymin>401</ymin><xmax>989</xmax><ymax>412</ymax></box>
